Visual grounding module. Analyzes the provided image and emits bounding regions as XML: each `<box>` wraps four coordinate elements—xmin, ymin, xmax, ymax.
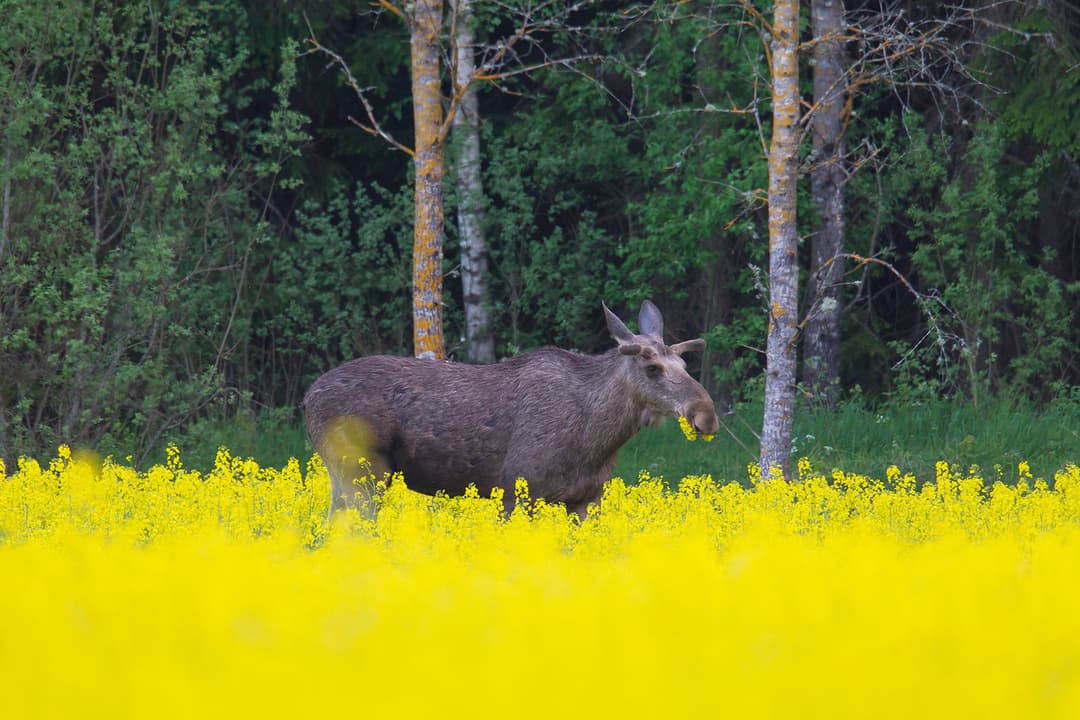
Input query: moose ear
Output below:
<box><xmin>670</xmin><ymin>338</ymin><xmax>706</xmax><ymax>356</ymax></box>
<box><xmin>604</xmin><ymin>302</ymin><xmax>636</xmax><ymax>345</ymax></box>
<box><xmin>638</xmin><ymin>300</ymin><xmax>664</xmax><ymax>339</ymax></box>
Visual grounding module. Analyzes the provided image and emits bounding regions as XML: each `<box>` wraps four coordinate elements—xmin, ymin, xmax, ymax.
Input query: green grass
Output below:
<box><xmin>615</xmin><ymin>396</ymin><xmax>1080</xmax><ymax>485</ymax></box>
<box><xmin>143</xmin><ymin>412</ymin><xmax>311</xmax><ymax>472</ymax></box>
<box><xmin>148</xmin><ymin>396</ymin><xmax>1080</xmax><ymax>487</ymax></box>
<box><xmin>814</xmin><ymin>397</ymin><xmax>1079</xmax><ymax>481</ymax></box>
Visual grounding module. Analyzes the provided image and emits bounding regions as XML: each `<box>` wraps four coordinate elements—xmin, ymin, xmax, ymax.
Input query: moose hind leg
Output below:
<box><xmin>326</xmin><ymin>452</ymin><xmax>391</xmax><ymax>519</ymax></box>
<box><xmin>315</xmin><ymin>416</ymin><xmax>390</xmax><ymax>520</ymax></box>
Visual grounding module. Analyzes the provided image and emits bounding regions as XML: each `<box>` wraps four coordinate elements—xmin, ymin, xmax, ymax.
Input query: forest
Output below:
<box><xmin>1</xmin><ymin>0</ymin><xmax>1078</xmax><ymax>467</ymax></box>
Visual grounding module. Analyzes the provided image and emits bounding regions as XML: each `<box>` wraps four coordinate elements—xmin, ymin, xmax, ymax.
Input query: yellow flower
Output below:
<box><xmin>678</xmin><ymin>415</ymin><xmax>698</xmax><ymax>441</ymax></box>
<box><xmin>886</xmin><ymin>465</ymin><xmax>900</xmax><ymax>485</ymax></box>
<box><xmin>2</xmin><ymin>446</ymin><xmax>1080</xmax><ymax>719</ymax></box>
<box><xmin>678</xmin><ymin>415</ymin><xmax>714</xmax><ymax>442</ymax></box>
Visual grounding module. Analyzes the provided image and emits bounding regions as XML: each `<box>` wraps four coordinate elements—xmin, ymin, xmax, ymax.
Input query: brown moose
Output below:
<box><xmin>303</xmin><ymin>300</ymin><xmax>718</xmax><ymax>519</ymax></box>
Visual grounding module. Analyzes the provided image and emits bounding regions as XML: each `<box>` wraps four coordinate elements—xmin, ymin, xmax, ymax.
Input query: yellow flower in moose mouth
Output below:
<box><xmin>678</xmin><ymin>416</ymin><xmax>714</xmax><ymax>443</ymax></box>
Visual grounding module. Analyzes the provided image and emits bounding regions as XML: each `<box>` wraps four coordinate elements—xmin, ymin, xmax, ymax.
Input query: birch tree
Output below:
<box><xmin>759</xmin><ymin>0</ymin><xmax>801</xmax><ymax>479</ymax></box>
<box><xmin>305</xmin><ymin>3</ymin><xmax>603</xmax><ymax>361</ymax></box>
<box><xmin>410</xmin><ymin>0</ymin><xmax>446</xmax><ymax>359</ymax></box>
<box><xmin>801</xmin><ymin>0</ymin><xmax>847</xmax><ymax>408</ymax></box>
<box><xmin>721</xmin><ymin>0</ymin><xmax>990</xmax><ymax>477</ymax></box>
<box><xmin>450</xmin><ymin>0</ymin><xmax>495</xmax><ymax>363</ymax></box>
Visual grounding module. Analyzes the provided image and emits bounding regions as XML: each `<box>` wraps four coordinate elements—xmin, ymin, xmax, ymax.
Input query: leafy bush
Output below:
<box><xmin>254</xmin><ymin>179</ymin><xmax>414</xmax><ymax>405</ymax></box>
<box><xmin>899</xmin><ymin>121</ymin><xmax>1077</xmax><ymax>401</ymax></box>
<box><xmin>0</xmin><ymin>1</ymin><xmax>304</xmax><ymax>463</ymax></box>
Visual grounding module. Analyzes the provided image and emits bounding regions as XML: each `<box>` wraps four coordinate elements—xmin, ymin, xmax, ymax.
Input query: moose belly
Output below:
<box><xmin>388</xmin><ymin>432</ymin><xmax>505</xmax><ymax>499</ymax></box>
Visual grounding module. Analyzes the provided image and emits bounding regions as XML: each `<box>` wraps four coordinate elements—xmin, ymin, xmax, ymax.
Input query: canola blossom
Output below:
<box><xmin>678</xmin><ymin>414</ymin><xmax>715</xmax><ymax>442</ymax></box>
<box><xmin>2</xmin><ymin>447</ymin><xmax>1080</xmax><ymax>718</ymax></box>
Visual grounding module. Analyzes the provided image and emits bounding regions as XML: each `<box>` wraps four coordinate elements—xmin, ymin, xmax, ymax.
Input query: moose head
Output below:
<box><xmin>604</xmin><ymin>300</ymin><xmax>719</xmax><ymax>439</ymax></box>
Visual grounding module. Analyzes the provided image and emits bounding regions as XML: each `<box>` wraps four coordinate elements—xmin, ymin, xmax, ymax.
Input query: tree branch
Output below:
<box><xmin>301</xmin><ymin>15</ymin><xmax>415</xmax><ymax>157</ymax></box>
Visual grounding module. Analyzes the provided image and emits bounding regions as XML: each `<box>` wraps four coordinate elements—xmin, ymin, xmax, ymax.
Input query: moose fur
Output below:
<box><xmin>303</xmin><ymin>300</ymin><xmax>718</xmax><ymax>518</ymax></box>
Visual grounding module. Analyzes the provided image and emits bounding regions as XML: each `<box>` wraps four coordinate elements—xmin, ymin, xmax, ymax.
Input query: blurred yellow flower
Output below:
<box><xmin>0</xmin><ymin>448</ymin><xmax>1077</xmax><ymax>718</ymax></box>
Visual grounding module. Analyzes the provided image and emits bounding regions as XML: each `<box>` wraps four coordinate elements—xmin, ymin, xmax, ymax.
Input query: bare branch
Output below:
<box><xmin>304</xmin><ymin>3</ymin><xmax>636</xmax><ymax>151</ymax></box>
<box><xmin>375</xmin><ymin>0</ymin><xmax>405</xmax><ymax>22</ymax></box>
<box><xmin>801</xmin><ymin>250</ymin><xmax>956</xmax><ymax>380</ymax></box>
<box><xmin>716</xmin><ymin>410</ymin><xmax>760</xmax><ymax>460</ymax></box>
<box><xmin>730</xmin><ymin>0</ymin><xmax>773</xmax><ymax>38</ymax></box>
<box><xmin>301</xmin><ymin>14</ymin><xmax>414</xmax><ymax>157</ymax></box>
<box><xmin>840</xmin><ymin>1</ymin><xmax>1002</xmax><ymax>125</ymax></box>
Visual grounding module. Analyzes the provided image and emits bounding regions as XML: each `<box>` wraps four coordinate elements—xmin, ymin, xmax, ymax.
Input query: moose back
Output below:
<box><xmin>303</xmin><ymin>300</ymin><xmax>718</xmax><ymax>518</ymax></box>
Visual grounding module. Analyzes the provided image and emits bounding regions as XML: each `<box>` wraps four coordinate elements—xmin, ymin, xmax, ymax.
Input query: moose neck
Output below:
<box><xmin>576</xmin><ymin>349</ymin><xmax>649</xmax><ymax>467</ymax></box>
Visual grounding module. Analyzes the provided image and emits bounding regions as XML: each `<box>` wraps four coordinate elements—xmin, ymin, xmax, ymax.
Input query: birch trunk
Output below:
<box><xmin>803</xmin><ymin>0</ymin><xmax>847</xmax><ymax>408</ymax></box>
<box><xmin>760</xmin><ymin>0</ymin><xmax>801</xmax><ymax>480</ymax></box>
<box><xmin>451</xmin><ymin>0</ymin><xmax>495</xmax><ymax>363</ymax></box>
<box><xmin>410</xmin><ymin>0</ymin><xmax>446</xmax><ymax>360</ymax></box>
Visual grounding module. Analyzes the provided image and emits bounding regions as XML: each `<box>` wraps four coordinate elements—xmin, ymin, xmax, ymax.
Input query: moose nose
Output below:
<box><xmin>690</xmin><ymin>402</ymin><xmax>719</xmax><ymax>436</ymax></box>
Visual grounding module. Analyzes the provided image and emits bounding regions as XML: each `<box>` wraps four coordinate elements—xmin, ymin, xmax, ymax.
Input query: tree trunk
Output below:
<box><xmin>450</xmin><ymin>0</ymin><xmax>495</xmax><ymax>364</ymax></box>
<box><xmin>760</xmin><ymin>0</ymin><xmax>801</xmax><ymax>480</ymax></box>
<box><xmin>803</xmin><ymin>0</ymin><xmax>847</xmax><ymax>408</ymax></box>
<box><xmin>411</xmin><ymin>0</ymin><xmax>446</xmax><ymax>360</ymax></box>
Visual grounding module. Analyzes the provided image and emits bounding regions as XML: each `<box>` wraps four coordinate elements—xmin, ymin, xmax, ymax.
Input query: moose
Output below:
<box><xmin>303</xmin><ymin>300</ymin><xmax>719</xmax><ymax>519</ymax></box>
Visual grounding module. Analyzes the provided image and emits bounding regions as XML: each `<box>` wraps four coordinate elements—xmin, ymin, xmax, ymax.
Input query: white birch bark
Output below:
<box><xmin>760</xmin><ymin>0</ymin><xmax>801</xmax><ymax>480</ymax></box>
<box><xmin>803</xmin><ymin>0</ymin><xmax>847</xmax><ymax>408</ymax></box>
<box><xmin>450</xmin><ymin>0</ymin><xmax>495</xmax><ymax>363</ymax></box>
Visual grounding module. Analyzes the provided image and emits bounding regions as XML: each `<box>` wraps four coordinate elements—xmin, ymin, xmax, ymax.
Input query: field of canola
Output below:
<box><xmin>2</xmin><ymin>446</ymin><xmax>1080</xmax><ymax>718</ymax></box>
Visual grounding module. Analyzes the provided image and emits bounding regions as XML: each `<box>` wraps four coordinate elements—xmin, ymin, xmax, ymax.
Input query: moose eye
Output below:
<box><xmin>644</xmin><ymin>364</ymin><xmax>662</xmax><ymax>379</ymax></box>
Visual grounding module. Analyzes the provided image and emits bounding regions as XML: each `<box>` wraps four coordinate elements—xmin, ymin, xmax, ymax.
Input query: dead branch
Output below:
<box><xmin>301</xmin><ymin>15</ymin><xmax>415</xmax><ymax>157</ymax></box>
<box><xmin>801</xmin><ymin>251</ymin><xmax>957</xmax><ymax>377</ymax></box>
<box><xmin>304</xmin><ymin>3</ymin><xmax>630</xmax><ymax>152</ymax></box>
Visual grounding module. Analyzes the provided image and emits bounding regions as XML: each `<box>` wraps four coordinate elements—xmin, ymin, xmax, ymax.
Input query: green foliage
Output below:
<box><xmin>255</xmin><ymin>178</ymin><xmax>413</xmax><ymax>401</ymax></box>
<box><xmin>479</xmin><ymin>77</ymin><xmax>629</xmax><ymax>352</ymax></box>
<box><xmin>899</xmin><ymin>120</ymin><xmax>1076</xmax><ymax>401</ymax></box>
<box><xmin>617</xmin><ymin>10</ymin><xmax>771</xmax><ymax>398</ymax></box>
<box><xmin>0</xmin><ymin>0</ymin><xmax>305</xmax><ymax>462</ymax></box>
<box><xmin>3</xmin><ymin>0</ymin><xmax>1079</xmax><ymax>466</ymax></box>
<box><xmin>994</xmin><ymin>10</ymin><xmax>1080</xmax><ymax>156</ymax></box>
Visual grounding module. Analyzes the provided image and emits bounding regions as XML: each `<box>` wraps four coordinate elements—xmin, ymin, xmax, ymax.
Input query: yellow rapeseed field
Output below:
<box><xmin>2</xmin><ymin>446</ymin><xmax>1080</xmax><ymax>718</ymax></box>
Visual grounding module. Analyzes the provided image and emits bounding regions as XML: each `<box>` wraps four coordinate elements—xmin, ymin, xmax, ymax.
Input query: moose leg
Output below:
<box><xmin>328</xmin><ymin>452</ymin><xmax>391</xmax><ymax>518</ymax></box>
<box><xmin>565</xmin><ymin>498</ymin><xmax>599</xmax><ymax>522</ymax></box>
<box><xmin>565</xmin><ymin>479</ymin><xmax>607</xmax><ymax>522</ymax></box>
<box><xmin>316</xmin><ymin>415</ymin><xmax>388</xmax><ymax>519</ymax></box>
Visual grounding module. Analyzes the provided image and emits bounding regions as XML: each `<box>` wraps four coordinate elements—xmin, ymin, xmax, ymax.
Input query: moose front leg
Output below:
<box><xmin>564</xmin><ymin>475</ymin><xmax>607</xmax><ymax>522</ymax></box>
<box><xmin>564</xmin><ymin>499</ymin><xmax>598</xmax><ymax>522</ymax></box>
